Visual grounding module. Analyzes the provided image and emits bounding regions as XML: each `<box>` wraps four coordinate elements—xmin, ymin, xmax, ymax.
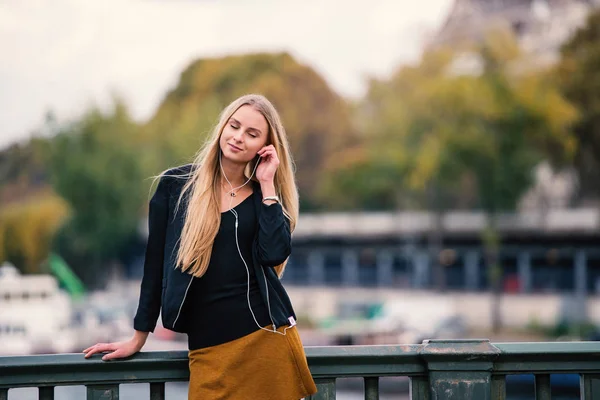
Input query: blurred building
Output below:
<box><xmin>136</xmin><ymin>207</ymin><xmax>600</xmax><ymax>295</ymax></box>
<box><xmin>280</xmin><ymin>208</ymin><xmax>600</xmax><ymax>299</ymax></box>
<box><xmin>432</xmin><ymin>0</ymin><xmax>599</xmax><ymax>65</ymax></box>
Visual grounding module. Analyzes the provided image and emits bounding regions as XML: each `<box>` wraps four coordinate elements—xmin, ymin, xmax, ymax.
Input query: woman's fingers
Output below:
<box><xmin>102</xmin><ymin>349</ymin><xmax>123</xmax><ymax>361</ymax></box>
<box><xmin>102</xmin><ymin>343</ymin><xmax>136</xmax><ymax>361</ymax></box>
<box><xmin>83</xmin><ymin>343</ymin><xmax>105</xmax><ymax>353</ymax></box>
<box><xmin>83</xmin><ymin>347</ymin><xmax>99</xmax><ymax>358</ymax></box>
<box><xmin>83</xmin><ymin>344</ymin><xmax>102</xmax><ymax>358</ymax></box>
<box><xmin>258</xmin><ymin>145</ymin><xmax>276</xmax><ymax>156</ymax></box>
<box><xmin>83</xmin><ymin>342</ymin><xmax>118</xmax><ymax>358</ymax></box>
<box><xmin>259</xmin><ymin>147</ymin><xmax>279</xmax><ymax>162</ymax></box>
<box><xmin>83</xmin><ymin>341</ymin><xmax>136</xmax><ymax>361</ymax></box>
<box><xmin>83</xmin><ymin>343</ymin><xmax>99</xmax><ymax>355</ymax></box>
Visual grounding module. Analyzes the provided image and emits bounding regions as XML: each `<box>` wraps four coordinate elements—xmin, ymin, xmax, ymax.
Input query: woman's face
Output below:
<box><xmin>219</xmin><ymin>105</ymin><xmax>269</xmax><ymax>164</ymax></box>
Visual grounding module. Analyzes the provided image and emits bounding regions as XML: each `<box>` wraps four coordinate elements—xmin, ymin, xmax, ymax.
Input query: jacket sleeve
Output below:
<box><xmin>133</xmin><ymin>176</ymin><xmax>170</xmax><ymax>333</ymax></box>
<box><xmin>256</xmin><ymin>202</ymin><xmax>292</xmax><ymax>268</ymax></box>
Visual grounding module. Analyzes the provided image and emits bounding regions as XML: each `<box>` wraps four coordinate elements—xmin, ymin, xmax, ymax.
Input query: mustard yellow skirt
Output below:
<box><xmin>188</xmin><ymin>324</ymin><xmax>318</xmax><ymax>400</ymax></box>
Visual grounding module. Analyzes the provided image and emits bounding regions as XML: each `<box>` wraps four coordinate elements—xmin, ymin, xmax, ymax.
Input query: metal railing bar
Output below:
<box><xmin>491</xmin><ymin>375</ymin><xmax>506</xmax><ymax>400</ymax></box>
<box><xmin>580</xmin><ymin>374</ymin><xmax>600</xmax><ymax>400</ymax></box>
<box><xmin>534</xmin><ymin>374</ymin><xmax>551</xmax><ymax>400</ymax></box>
<box><xmin>364</xmin><ymin>377</ymin><xmax>379</xmax><ymax>400</ymax></box>
<box><xmin>149</xmin><ymin>382</ymin><xmax>165</xmax><ymax>400</ymax></box>
<box><xmin>309</xmin><ymin>378</ymin><xmax>336</xmax><ymax>400</ymax></box>
<box><xmin>38</xmin><ymin>386</ymin><xmax>54</xmax><ymax>400</ymax></box>
<box><xmin>86</xmin><ymin>384</ymin><xmax>119</xmax><ymax>400</ymax></box>
<box><xmin>409</xmin><ymin>376</ymin><xmax>430</xmax><ymax>400</ymax></box>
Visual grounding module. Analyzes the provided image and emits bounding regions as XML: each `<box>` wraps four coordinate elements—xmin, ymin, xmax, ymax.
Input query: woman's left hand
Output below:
<box><xmin>256</xmin><ymin>145</ymin><xmax>279</xmax><ymax>183</ymax></box>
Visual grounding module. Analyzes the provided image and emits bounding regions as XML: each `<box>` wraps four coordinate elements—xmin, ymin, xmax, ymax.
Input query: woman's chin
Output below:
<box><xmin>222</xmin><ymin>151</ymin><xmax>250</xmax><ymax>164</ymax></box>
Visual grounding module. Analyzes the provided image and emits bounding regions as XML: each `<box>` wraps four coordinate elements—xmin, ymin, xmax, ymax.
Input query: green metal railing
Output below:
<box><xmin>1</xmin><ymin>339</ymin><xmax>600</xmax><ymax>399</ymax></box>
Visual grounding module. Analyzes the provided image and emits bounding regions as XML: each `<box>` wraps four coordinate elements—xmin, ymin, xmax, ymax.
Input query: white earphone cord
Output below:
<box><xmin>219</xmin><ymin>152</ymin><xmax>293</xmax><ymax>336</ymax></box>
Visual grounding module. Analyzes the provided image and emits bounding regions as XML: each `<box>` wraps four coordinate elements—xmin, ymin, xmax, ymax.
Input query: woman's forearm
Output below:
<box><xmin>132</xmin><ymin>330</ymin><xmax>150</xmax><ymax>349</ymax></box>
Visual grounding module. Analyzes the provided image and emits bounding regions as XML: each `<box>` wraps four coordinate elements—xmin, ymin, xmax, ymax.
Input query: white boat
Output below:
<box><xmin>0</xmin><ymin>263</ymin><xmax>77</xmax><ymax>355</ymax></box>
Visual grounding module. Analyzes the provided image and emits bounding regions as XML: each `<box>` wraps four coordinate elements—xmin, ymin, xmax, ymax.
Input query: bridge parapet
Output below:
<box><xmin>1</xmin><ymin>339</ymin><xmax>600</xmax><ymax>399</ymax></box>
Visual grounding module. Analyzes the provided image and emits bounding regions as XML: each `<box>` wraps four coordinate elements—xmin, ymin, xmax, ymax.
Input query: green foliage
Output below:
<box><xmin>0</xmin><ymin>137</ymin><xmax>53</xmax><ymax>204</ymax></box>
<box><xmin>0</xmin><ymin>217</ymin><xmax>4</xmax><ymax>264</ymax></box>
<box><xmin>48</xmin><ymin>99</ymin><xmax>145</xmax><ymax>286</ymax></box>
<box><xmin>319</xmin><ymin>147</ymin><xmax>405</xmax><ymax>210</ymax></box>
<box><xmin>0</xmin><ymin>193</ymin><xmax>70</xmax><ymax>274</ymax></box>
<box><xmin>557</xmin><ymin>9</ymin><xmax>600</xmax><ymax>202</ymax></box>
<box><xmin>0</xmin><ymin>137</ymin><xmax>49</xmax><ymax>180</ymax></box>
<box><xmin>325</xmin><ymin>29</ymin><xmax>577</xmax><ymax>212</ymax></box>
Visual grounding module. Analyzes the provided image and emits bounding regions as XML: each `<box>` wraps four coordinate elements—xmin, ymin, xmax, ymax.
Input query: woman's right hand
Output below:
<box><xmin>83</xmin><ymin>331</ymin><xmax>148</xmax><ymax>361</ymax></box>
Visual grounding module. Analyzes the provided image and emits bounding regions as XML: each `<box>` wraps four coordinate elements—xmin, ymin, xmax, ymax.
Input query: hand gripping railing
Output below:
<box><xmin>1</xmin><ymin>340</ymin><xmax>600</xmax><ymax>399</ymax></box>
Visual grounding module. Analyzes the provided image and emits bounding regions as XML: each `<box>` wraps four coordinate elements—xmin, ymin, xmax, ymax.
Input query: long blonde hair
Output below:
<box><xmin>158</xmin><ymin>94</ymin><xmax>299</xmax><ymax>278</ymax></box>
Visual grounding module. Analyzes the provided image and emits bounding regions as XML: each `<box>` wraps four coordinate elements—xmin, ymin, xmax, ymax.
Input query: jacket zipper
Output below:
<box><xmin>173</xmin><ymin>275</ymin><xmax>193</xmax><ymax>329</ymax></box>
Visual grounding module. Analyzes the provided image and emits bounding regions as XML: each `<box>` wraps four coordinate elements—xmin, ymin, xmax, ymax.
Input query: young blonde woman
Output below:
<box><xmin>83</xmin><ymin>94</ymin><xmax>318</xmax><ymax>400</ymax></box>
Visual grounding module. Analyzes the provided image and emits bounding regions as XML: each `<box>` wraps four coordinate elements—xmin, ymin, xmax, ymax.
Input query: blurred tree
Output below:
<box><xmin>557</xmin><ymin>9</ymin><xmax>600</xmax><ymax>205</ymax></box>
<box><xmin>142</xmin><ymin>52</ymin><xmax>357</xmax><ymax>210</ymax></box>
<box><xmin>0</xmin><ymin>193</ymin><xmax>69</xmax><ymax>274</ymax></box>
<box><xmin>321</xmin><ymin>49</ymin><xmax>475</xmax><ymax>211</ymax></box>
<box><xmin>0</xmin><ymin>126</ymin><xmax>65</xmax><ymax>273</ymax></box>
<box><xmin>325</xmin><ymin>30</ymin><xmax>577</xmax><ymax>211</ymax></box>
<box><xmin>0</xmin><ymin>218</ymin><xmax>5</xmax><ymax>264</ymax></box>
<box><xmin>0</xmin><ymin>137</ymin><xmax>52</xmax><ymax>204</ymax></box>
<box><xmin>326</xmin><ymin>29</ymin><xmax>577</xmax><ymax>330</ymax></box>
<box><xmin>49</xmin><ymin>99</ymin><xmax>145</xmax><ymax>287</ymax></box>
<box><xmin>476</xmin><ymin>30</ymin><xmax>578</xmax><ymax>331</ymax></box>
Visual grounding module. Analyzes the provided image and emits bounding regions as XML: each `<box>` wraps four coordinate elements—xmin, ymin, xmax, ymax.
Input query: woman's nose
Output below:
<box><xmin>233</xmin><ymin>131</ymin><xmax>244</xmax><ymax>142</ymax></box>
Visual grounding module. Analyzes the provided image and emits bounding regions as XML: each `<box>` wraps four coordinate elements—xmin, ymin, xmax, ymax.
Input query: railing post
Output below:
<box><xmin>410</xmin><ymin>376</ymin><xmax>431</xmax><ymax>400</ymax></box>
<box><xmin>420</xmin><ymin>339</ymin><xmax>501</xmax><ymax>400</ymax></box>
<box><xmin>149</xmin><ymin>382</ymin><xmax>165</xmax><ymax>400</ymax></box>
<box><xmin>364</xmin><ymin>377</ymin><xmax>379</xmax><ymax>400</ymax></box>
<box><xmin>580</xmin><ymin>374</ymin><xmax>600</xmax><ymax>399</ymax></box>
<box><xmin>87</xmin><ymin>384</ymin><xmax>119</xmax><ymax>400</ymax></box>
<box><xmin>39</xmin><ymin>386</ymin><xmax>54</xmax><ymax>400</ymax></box>
<box><xmin>309</xmin><ymin>378</ymin><xmax>336</xmax><ymax>400</ymax></box>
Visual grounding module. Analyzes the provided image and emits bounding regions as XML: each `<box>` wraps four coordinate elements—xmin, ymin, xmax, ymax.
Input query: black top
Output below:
<box><xmin>185</xmin><ymin>191</ymin><xmax>272</xmax><ymax>350</ymax></box>
<box><xmin>133</xmin><ymin>164</ymin><xmax>298</xmax><ymax>336</ymax></box>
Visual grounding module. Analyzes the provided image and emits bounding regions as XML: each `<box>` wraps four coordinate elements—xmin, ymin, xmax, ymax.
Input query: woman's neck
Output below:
<box><xmin>220</xmin><ymin>157</ymin><xmax>247</xmax><ymax>188</ymax></box>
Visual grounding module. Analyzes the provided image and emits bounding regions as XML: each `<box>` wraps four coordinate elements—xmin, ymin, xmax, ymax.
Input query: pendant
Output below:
<box><xmin>230</xmin><ymin>192</ymin><xmax>236</xmax><ymax>197</ymax></box>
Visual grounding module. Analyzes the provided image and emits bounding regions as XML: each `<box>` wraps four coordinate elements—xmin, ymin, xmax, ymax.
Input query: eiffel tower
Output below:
<box><xmin>431</xmin><ymin>0</ymin><xmax>599</xmax><ymax>63</ymax></box>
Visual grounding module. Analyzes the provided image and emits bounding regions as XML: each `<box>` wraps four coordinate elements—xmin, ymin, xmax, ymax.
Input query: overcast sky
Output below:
<box><xmin>0</xmin><ymin>0</ymin><xmax>452</xmax><ymax>150</ymax></box>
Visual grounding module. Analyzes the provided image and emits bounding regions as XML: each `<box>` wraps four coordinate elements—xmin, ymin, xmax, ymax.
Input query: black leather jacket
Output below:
<box><xmin>133</xmin><ymin>164</ymin><xmax>297</xmax><ymax>334</ymax></box>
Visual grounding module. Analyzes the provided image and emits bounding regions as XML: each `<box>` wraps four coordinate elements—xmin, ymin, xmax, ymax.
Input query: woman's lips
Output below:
<box><xmin>228</xmin><ymin>143</ymin><xmax>242</xmax><ymax>152</ymax></box>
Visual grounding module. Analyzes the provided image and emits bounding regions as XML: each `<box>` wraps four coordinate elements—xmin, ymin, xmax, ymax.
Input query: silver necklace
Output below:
<box><xmin>219</xmin><ymin>152</ymin><xmax>260</xmax><ymax>200</ymax></box>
